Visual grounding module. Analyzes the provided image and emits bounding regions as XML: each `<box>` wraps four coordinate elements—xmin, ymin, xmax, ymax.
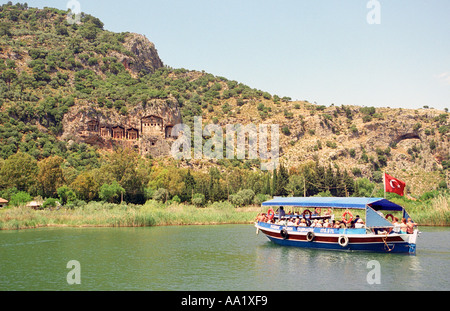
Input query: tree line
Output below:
<box><xmin>0</xmin><ymin>147</ymin><xmax>377</xmax><ymax>209</ymax></box>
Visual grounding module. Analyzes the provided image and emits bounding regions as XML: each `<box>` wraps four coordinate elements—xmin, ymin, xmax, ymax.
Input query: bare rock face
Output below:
<box><xmin>61</xmin><ymin>97</ymin><xmax>182</xmax><ymax>158</ymax></box>
<box><xmin>120</xmin><ymin>33</ymin><xmax>164</xmax><ymax>77</ymax></box>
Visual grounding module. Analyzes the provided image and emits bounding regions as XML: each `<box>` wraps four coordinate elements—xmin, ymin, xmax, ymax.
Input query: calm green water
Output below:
<box><xmin>1</xmin><ymin>225</ymin><xmax>449</xmax><ymax>291</ymax></box>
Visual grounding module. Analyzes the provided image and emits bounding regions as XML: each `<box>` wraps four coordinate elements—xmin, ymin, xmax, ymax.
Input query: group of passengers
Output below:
<box><xmin>392</xmin><ymin>216</ymin><xmax>417</xmax><ymax>234</ymax></box>
<box><xmin>255</xmin><ymin>212</ymin><xmax>365</xmax><ymax>229</ymax></box>
<box><xmin>255</xmin><ymin>210</ymin><xmax>417</xmax><ymax>234</ymax></box>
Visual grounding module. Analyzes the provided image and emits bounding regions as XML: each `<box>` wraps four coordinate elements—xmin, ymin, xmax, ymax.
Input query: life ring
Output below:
<box><xmin>342</xmin><ymin>210</ymin><xmax>353</xmax><ymax>224</ymax></box>
<box><xmin>338</xmin><ymin>235</ymin><xmax>349</xmax><ymax>247</ymax></box>
<box><xmin>385</xmin><ymin>214</ymin><xmax>394</xmax><ymax>222</ymax></box>
<box><xmin>306</xmin><ymin>231</ymin><xmax>315</xmax><ymax>242</ymax></box>
<box><xmin>280</xmin><ymin>229</ymin><xmax>289</xmax><ymax>240</ymax></box>
<box><xmin>303</xmin><ymin>209</ymin><xmax>312</xmax><ymax>218</ymax></box>
<box><xmin>267</xmin><ymin>208</ymin><xmax>275</xmax><ymax>220</ymax></box>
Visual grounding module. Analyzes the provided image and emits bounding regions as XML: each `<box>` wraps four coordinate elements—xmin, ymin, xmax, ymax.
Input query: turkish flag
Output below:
<box><xmin>384</xmin><ymin>173</ymin><xmax>406</xmax><ymax>196</ymax></box>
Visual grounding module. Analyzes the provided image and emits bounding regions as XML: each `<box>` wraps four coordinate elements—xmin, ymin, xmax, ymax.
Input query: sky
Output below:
<box><xmin>5</xmin><ymin>0</ymin><xmax>450</xmax><ymax>111</ymax></box>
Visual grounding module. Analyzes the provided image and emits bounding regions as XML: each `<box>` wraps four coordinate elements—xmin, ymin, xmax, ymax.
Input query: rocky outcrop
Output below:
<box><xmin>120</xmin><ymin>33</ymin><xmax>164</xmax><ymax>77</ymax></box>
<box><xmin>61</xmin><ymin>97</ymin><xmax>182</xmax><ymax>158</ymax></box>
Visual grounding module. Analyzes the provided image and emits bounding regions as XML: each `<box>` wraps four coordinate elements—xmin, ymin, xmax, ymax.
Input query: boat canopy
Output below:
<box><xmin>261</xmin><ymin>197</ymin><xmax>404</xmax><ymax>211</ymax></box>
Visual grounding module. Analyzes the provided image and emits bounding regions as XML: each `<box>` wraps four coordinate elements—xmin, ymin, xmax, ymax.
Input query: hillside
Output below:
<box><xmin>0</xmin><ymin>3</ymin><xmax>448</xmax><ymax>204</ymax></box>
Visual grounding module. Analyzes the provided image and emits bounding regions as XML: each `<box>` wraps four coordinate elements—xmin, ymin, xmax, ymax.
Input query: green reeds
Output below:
<box><xmin>0</xmin><ymin>200</ymin><xmax>261</xmax><ymax>230</ymax></box>
<box><xmin>1</xmin><ymin>194</ymin><xmax>448</xmax><ymax>230</ymax></box>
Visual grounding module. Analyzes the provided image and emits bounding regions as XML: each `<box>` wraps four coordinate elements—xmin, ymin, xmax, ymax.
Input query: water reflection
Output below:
<box><xmin>253</xmin><ymin>228</ymin><xmax>449</xmax><ymax>291</ymax></box>
<box><xmin>1</xmin><ymin>225</ymin><xmax>449</xmax><ymax>290</ymax></box>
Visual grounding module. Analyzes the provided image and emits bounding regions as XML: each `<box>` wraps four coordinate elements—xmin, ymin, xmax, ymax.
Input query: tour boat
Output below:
<box><xmin>255</xmin><ymin>197</ymin><xmax>419</xmax><ymax>254</ymax></box>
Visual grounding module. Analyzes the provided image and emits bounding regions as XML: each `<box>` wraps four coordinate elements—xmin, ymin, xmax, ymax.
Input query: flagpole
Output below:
<box><xmin>383</xmin><ymin>172</ymin><xmax>386</xmax><ymax>198</ymax></box>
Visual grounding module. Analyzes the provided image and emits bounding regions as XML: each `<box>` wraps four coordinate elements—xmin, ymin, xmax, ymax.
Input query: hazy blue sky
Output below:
<box><xmin>6</xmin><ymin>0</ymin><xmax>450</xmax><ymax>111</ymax></box>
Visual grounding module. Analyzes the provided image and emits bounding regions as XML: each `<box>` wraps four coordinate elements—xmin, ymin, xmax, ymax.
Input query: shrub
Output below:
<box><xmin>9</xmin><ymin>191</ymin><xmax>32</xmax><ymax>207</ymax></box>
<box><xmin>57</xmin><ymin>185</ymin><xmax>76</xmax><ymax>205</ymax></box>
<box><xmin>42</xmin><ymin>198</ymin><xmax>59</xmax><ymax>209</ymax></box>
<box><xmin>171</xmin><ymin>195</ymin><xmax>181</xmax><ymax>203</ymax></box>
<box><xmin>99</xmin><ymin>181</ymin><xmax>125</xmax><ymax>203</ymax></box>
<box><xmin>192</xmin><ymin>193</ymin><xmax>205</xmax><ymax>207</ymax></box>
<box><xmin>253</xmin><ymin>193</ymin><xmax>270</xmax><ymax>205</ymax></box>
<box><xmin>281</xmin><ymin>126</ymin><xmax>291</xmax><ymax>136</ymax></box>
<box><xmin>153</xmin><ymin>188</ymin><xmax>169</xmax><ymax>203</ymax></box>
<box><xmin>229</xmin><ymin>189</ymin><xmax>255</xmax><ymax>207</ymax></box>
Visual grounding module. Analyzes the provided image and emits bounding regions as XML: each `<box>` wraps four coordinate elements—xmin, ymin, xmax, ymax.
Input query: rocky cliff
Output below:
<box><xmin>61</xmin><ymin>97</ymin><xmax>182</xmax><ymax>158</ymax></box>
<box><xmin>120</xmin><ymin>33</ymin><xmax>164</xmax><ymax>77</ymax></box>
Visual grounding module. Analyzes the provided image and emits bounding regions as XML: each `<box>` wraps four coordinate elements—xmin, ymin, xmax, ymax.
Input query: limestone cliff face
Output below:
<box><xmin>61</xmin><ymin>97</ymin><xmax>182</xmax><ymax>158</ymax></box>
<box><xmin>119</xmin><ymin>33</ymin><xmax>164</xmax><ymax>77</ymax></box>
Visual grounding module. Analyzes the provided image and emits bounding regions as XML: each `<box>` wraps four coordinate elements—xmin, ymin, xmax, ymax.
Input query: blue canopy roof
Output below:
<box><xmin>261</xmin><ymin>197</ymin><xmax>404</xmax><ymax>211</ymax></box>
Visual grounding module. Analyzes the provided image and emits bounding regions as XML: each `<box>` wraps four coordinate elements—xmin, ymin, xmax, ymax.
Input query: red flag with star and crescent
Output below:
<box><xmin>384</xmin><ymin>173</ymin><xmax>406</xmax><ymax>196</ymax></box>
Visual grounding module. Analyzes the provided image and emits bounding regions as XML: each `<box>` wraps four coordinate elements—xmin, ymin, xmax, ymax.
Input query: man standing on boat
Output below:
<box><xmin>277</xmin><ymin>206</ymin><xmax>286</xmax><ymax>219</ymax></box>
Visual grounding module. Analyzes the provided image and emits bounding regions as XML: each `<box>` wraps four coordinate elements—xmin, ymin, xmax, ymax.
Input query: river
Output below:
<box><xmin>0</xmin><ymin>225</ymin><xmax>449</xmax><ymax>291</ymax></box>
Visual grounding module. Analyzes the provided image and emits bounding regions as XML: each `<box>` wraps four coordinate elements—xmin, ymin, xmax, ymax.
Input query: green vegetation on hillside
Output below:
<box><xmin>0</xmin><ymin>3</ymin><xmax>449</xmax><ymax>228</ymax></box>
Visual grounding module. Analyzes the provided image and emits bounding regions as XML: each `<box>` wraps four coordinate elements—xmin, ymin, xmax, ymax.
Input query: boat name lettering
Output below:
<box><xmin>270</xmin><ymin>225</ymin><xmax>280</xmax><ymax>230</ymax></box>
<box><xmin>296</xmin><ymin>228</ymin><xmax>313</xmax><ymax>233</ymax></box>
<box><xmin>319</xmin><ymin>228</ymin><xmax>337</xmax><ymax>234</ymax></box>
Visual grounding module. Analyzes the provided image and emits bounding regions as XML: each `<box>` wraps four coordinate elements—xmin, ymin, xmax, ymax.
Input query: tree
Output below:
<box><xmin>57</xmin><ymin>185</ymin><xmax>76</xmax><ymax>205</ymax></box>
<box><xmin>192</xmin><ymin>193</ymin><xmax>205</xmax><ymax>207</ymax></box>
<box><xmin>105</xmin><ymin>148</ymin><xmax>146</xmax><ymax>203</ymax></box>
<box><xmin>37</xmin><ymin>156</ymin><xmax>65</xmax><ymax>198</ymax></box>
<box><xmin>325</xmin><ymin>164</ymin><xmax>336</xmax><ymax>194</ymax></box>
<box><xmin>181</xmin><ymin>170</ymin><xmax>196</xmax><ymax>202</ymax></box>
<box><xmin>152</xmin><ymin>188</ymin><xmax>169</xmax><ymax>203</ymax></box>
<box><xmin>286</xmin><ymin>174</ymin><xmax>305</xmax><ymax>196</ymax></box>
<box><xmin>1</xmin><ymin>68</ymin><xmax>17</xmax><ymax>88</ymax></box>
<box><xmin>99</xmin><ymin>181</ymin><xmax>125</xmax><ymax>203</ymax></box>
<box><xmin>274</xmin><ymin>164</ymin><xmax>289</xmax><ymax>196</ymax></box>
<box><xmin>9</xmin><ymin>191</ymin><xmax>32</xmax><ymax>207</ymax></box>
<box><xmin>263</xmin><ymin>171</ymin><xmax>271</xmax><ymax>195</ymax></box>
<box><xmin>0</xmin><ymin>151</ymin><xmax>38</xmax><ymax>193</ymax></box>
<box><xmin>70</xmin><ymin>171</ymin><xmax>99</xmax><ymax>202</ymax></box>
<box><xmin>271</xmin><ymin>167</ymin><xmax>277</xmax><ymax>196</ymax></box>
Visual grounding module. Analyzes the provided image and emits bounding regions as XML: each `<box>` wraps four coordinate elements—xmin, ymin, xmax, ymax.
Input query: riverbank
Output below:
<box><xmin>0</xmin><ymin>200</ymin><xmax>263</xmax><ymax>230</ymax></box>
<box><xmin>1</xmin><ymin>194</ymin><xmax>449</xmax><ymax>230</ymax></box>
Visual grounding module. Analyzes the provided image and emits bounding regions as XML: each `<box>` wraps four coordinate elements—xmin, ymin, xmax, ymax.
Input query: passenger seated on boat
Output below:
<box><xmin>406</xmin><ymin>218</ymin><xmax>417</xmax><ymax>234</ymax></box>
<box><xmin>316</xmin><ymin>220</ymin><xmax>323</xmax><ymax>228</ymax></box>
<box><xmin>287</xmin><ymin>218</ymin><xmax>296</xmax><ymax>226</ymax></box>
<box><xmin>256</xmin><ymin>213</ymin><xmax>266</xmax><ymax>222</ymax></box>
<box><xmin>322</xmin><ymin>219</ymin><xmax>331</xmax><ymax>228</ymax></box>
<box><xmin>299</xmin><ymin>218</ymin><xmax>307</xmax><ymax>227</ymax></box>
<box><xmin>399</xmin><ymin>218</ymin><xmax>408</xmax><ymax>234</ymax></box>
<box><xmin>354</xmin><ymin>219</ymin><xmax>365</xmax><ymax>229</ymax></box>
<box><xmin>392</xmin><ymin>217</ymin><xmax>401</xmax><ymax>233</ymax></box>
<box><xmin>351</xmin><ymin>215</ymin><xmax>361</xmax><ymax>228</ymax></box>
<box><xmin>293</xmin><ymin>217</ymin><xmax>301</xmax><ymax>226</ymax></box>
<box><xmin>277</xmin><ymin>218</ymin><xmax>287</xmax><ymax>226</ymax></box>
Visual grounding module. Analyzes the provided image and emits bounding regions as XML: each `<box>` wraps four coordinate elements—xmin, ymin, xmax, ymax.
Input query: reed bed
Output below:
<box><xmin>1</xmin><ymin>195</ymin><xmax>448</xmax><ymax>230</ymax></box>
<box><xmin>0</xmin><ymin>200</ymin><xmax>262</xmax><ymax>230</ymax></box>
